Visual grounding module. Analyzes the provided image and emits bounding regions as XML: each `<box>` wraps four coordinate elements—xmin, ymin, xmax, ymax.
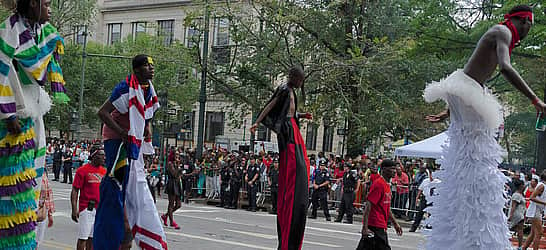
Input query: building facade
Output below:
<box><xmin>89</xmin><ymin>0</ymin><xmax>345</xmax><ymax>155</ymax></box>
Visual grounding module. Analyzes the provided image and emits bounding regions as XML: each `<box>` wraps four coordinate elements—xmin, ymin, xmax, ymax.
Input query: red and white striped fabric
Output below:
<box><xmin>126</xmin><ymin>74</ymin><xmax>160</xmax><ymax>159</ymax></box>
<box><xmin>126</xmin><ymin>150</ymin><xmax>168</xmax><ymax>249</ymax></box>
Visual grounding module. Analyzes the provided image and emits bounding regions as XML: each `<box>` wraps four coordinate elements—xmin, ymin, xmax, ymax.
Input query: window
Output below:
<box><xmin>305</xmin><ymin>123</ymin><xmax>318</xmax><ymax>151</ymax></box>
<box><xmin>322</xmin><ymin>124</ymin><xmax>334</xmax><ymax>153</ymax></box>
<box><xmin>214</xmin><ymin>18</ymin><xmax>229</xmax><ymax>46</ymax></box>
<box><xmin>132</xmin><ymin>22</ymin><xmax>147</xmax><ymax>41</ymax></box>
<box><xmin>107</xmin><ymin>23</ymin><xmax>122</xmax><ymax>45</ymax></box>
<box><xmin>157</xmin><ymin>20</ymin><xmax>174</xmax><ymax>46</ymax></box>
<box><xmin>186</xmin><ymin>19</ymin><xmax>201</xmax><ymax>48</ymax></box>
<box><xmin>257</xmin><ymin>125</ymin><xmax>271</xmax><ymax>142</ymax></box>
<box><xmin>212</xmin><ymin>18</ymin><xmax>230</xmax><ymax>64</ymax></box>
<box><xmin>73</xmin><ymin>25</ymin><xmax>86</xmax><ymax>45</ymax></box>
<box><xmin>205</xmin><ymin>112</ymin><xmax>224</xmax><ymax>142</ymax></box>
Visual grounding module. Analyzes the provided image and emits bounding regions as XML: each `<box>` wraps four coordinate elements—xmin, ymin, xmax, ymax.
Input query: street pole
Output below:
<box><xmin>341</xmin><ymin>116</ymin><xmax>347</xmax><ymax>157</ymax></box>
<box><xmin>78</xmin><ymin>25</ymin><xmax>88</xmax><ymax>141</ymax></box>
<box><xmin>243</xmin><ymin>119</ymin><xmax>246</xmax><ymax>141</ymax></box>
<box><xmin>196</xmin><ymin>2</ymin><xmax>210</xmax><ymax>160</ymax></box>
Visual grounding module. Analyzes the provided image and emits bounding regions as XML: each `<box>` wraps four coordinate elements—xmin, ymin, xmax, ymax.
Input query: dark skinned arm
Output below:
<box><xmin>70</xmin><ymin>187</ymin><xmax>79</xmax><ymax>222</ymax></box>
<box><xmin>361</xmin><ymin>201</ymin><xmax>372</xmax><ymax>236</ymax></box>
<box><xmin>97</xmin><ymin>99</ymin><xmax>128</xmax><ymax>141</ymax></box>
<box><xmin>250</xmin><ymin>96</ymin><xmax>279</xmax><ymax>133</ymax></box>
<box><xmin>496</xmin><ymin>26</ymin><xmax>546</xmax><ymax>113</ymax></box>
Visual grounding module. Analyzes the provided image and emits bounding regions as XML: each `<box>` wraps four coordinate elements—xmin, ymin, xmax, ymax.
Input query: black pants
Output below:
<box><xmin>230</xmin><ymin>183</ymin><xmax>241</xmax><ymax>207</ymax></box>
<box><xmin>311</xmin><ymin>189</ymin><xmax>330</xmax><ymax>218</ymax></box>
<box><xmin>411</xmin><ymin>197</ymin><xmax>430</xmax><ymax>229</ymax></box>
<box><xmin>248</xmin><ymin>184</ymin><xmax>258</xmax><ymax>209</ymax></box>
<box><xmin>356</xmin><ymin>226</ymin><xmax>390</xmax><ymax>250</ymax></box>
<box><xmin>62</xmin><ymin>164</ymin><xmax>72</xmax><ymax>183</ymax></box>
<box><xmin>220</xmin><ymin>184</ymin><xmax>229</xmax><ymax>206</ymax></box>
<box><xmin>394</xmin><ymin>192</ymin><xmax>408</xmax><ymax>217</ymax></box>
<box><xmin>271</xmin><ymin>188</ymin><xmax>278</xmax><ymax>212</ymax></box>
<box><xmin>53</xmin><ymin>163</ymin><xmax>61</xmax><ymax>180</ymax></box>
<box><xmin>337</xmin><ymin>192</ymin><xmax>355</xmax><ymax>222</ymax></box>
<box><xmin>408</xmin><ymin>189</ymin><xmax>418</xmax><ymax>219</ymax></box>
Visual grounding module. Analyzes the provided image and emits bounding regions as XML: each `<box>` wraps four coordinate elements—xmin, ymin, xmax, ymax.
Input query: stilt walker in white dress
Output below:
<box><xmin>424</xmin><ymin>5</ymin><xmax>546</xmax><ymax>250</ymax></box>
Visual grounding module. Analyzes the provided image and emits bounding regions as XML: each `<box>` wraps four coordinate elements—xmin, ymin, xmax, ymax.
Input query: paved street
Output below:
<box><xmin>40</xmin><ymin>173</ymin><xmax>424</xmax><ymax>250</ymax></box>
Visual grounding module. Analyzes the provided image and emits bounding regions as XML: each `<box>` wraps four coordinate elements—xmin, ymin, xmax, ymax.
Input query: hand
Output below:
<box><xmin>119</xmin><ymin>129</ymin><xmax>129</xmax><ymax>142</ymax></box>
<box><xmin>249</xmin><ymin>123</ymin><xmax>259</xmax><ymax>134</ymax></box>
<box><xmin>361</xmin><ymin>226</ymin><xmax>369</xmax><ymax>237</ymax></box>
<box><xmin>36</xmin><ymin>205</ymin><xmax>47</xmax><ymax>222</ymax></box>
<box><xmin>5</xmin><ymin>117</ymin><xmax>21</xmax><ymax>135</ymax></box>
<box><xmin>313</xmin><ymin>184</ymin><xmax>319</xmax><ymax>190</ymax></box>
<box><xmin>48</xmin><ymin>215</ymin><xmax>54</xmax><ymax>227</ymax></box>
<box><xmin>425</xmin><ymin>114</ymin><xmax>443</xmax><ymax>123</ymax></box>
<box><xmin>394</xmin><ymin>222</ymin><xmax>403</xmax><ymax>236</ymax></box>
<box><xmin>534</xmin><ymin>100</ymin><xmax>546</xmax><ymax>117</ymax></box>
<box><xmin>71</xmin><ymin>210</ymin><xmax>79</xmax><ymax>223</ymax></box>
<box><xmin>301</xmin><ymin>113</ymin><xmax>313</xmax><ymax>120</ymax></box>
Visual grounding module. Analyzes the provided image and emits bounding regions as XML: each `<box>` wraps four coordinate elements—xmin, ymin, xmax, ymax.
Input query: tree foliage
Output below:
<box><xmin>47</xmin><ymin>35</ymin><xmax>199</xmax><ymax>137</ymax></box>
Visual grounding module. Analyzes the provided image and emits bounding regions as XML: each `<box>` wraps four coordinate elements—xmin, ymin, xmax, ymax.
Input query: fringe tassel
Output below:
<box><xmin>0</xmin><ymin>208</ymin><xmax>36</xmax><ymax>229</ymax></box>
<box><xmin>0</xmin><ymin>167</ymin><xmax>37</xmax><ymax>186</ymax></box>
<box><xmin>0</xmin><ymin>221</ymin><xmax>36</xmax><ymax>238</ymax></box>
<box><xmin>0</xmin><ymin>231</ymin><xmax>36</xmax><ymax>248</ymax></box>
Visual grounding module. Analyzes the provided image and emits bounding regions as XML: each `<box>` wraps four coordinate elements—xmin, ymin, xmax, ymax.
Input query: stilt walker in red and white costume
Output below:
<box><xmin>251</xmin><ymin>66</ymin><xmax>312</xmax><ymax>250</ymax></box>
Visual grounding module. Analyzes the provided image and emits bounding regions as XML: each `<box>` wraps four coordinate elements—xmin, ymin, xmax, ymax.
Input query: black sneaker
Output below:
<box><xmin>409</xmin><ymin>227</ymin><xmax>417</xmax><ymax>232</ymax></box>
<box><xmin>326</xmin><ymin>217</ymin><xmax>331</xmax><ymax>221</ymax></box>
<box><xmin>334</xmin><ymin>218</ymin><xmax>342</xmax><ymax>223</ymax></box>
<box><xmin>343</xmin><ymin>220</ymin><xmax>353</xmax><ymax>224</ymax></box>
<box><xmin>308</xmin><ymin>215</ymin><xmax>317</xmax><ymax>219</ymax></box>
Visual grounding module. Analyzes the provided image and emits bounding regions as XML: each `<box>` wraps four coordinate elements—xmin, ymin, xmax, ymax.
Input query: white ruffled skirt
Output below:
<box><xmin>423</xmin><ymin>70</ymin><xmax>511</xmax><ymax>250</ymax></box>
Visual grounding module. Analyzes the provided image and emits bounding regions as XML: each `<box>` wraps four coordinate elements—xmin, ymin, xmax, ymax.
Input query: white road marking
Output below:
<box><xmin>52</xmin><ymin>211</ymin><xmax>72</xmax><ymax>219</ymax></box>
<box><xmin>165</xmin><ymin>231</ymin><xmax>275</xmax><ymax>250</ymax></box>
<box><xmin>224</xmin><ymin>229</ymin><xmax>342</xmax><ymax>248</ymax></box>
<box><xmin>224</xmin><ymin>229</ymin><xmax>276</xmax><ymax>240</ymax></box>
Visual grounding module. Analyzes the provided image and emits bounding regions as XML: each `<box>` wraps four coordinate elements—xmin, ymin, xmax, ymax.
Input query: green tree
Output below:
<box><xmin>48</xmin><ymin>35</ymin><xmax>199</xmax><ymax>137</ymax></box>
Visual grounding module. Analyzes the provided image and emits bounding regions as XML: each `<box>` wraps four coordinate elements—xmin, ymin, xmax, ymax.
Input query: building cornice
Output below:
<box><xmin>101</xmin><ymin>1</ymin><xmax>194</xmax><ymax>13</ymax></box>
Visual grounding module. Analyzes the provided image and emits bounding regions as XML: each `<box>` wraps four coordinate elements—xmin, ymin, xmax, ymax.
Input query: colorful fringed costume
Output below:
<box><xmin>93</xmin><ymin>74</ymin><xmax>167</xmax><ymax>249</ymax></box>
<box><xmin>0</xmin><ymin>14</ymin><xmax>67</xmax><ymax>250</ymax></box>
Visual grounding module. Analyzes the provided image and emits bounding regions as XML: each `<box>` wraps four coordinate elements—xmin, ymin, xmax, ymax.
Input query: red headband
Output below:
<box><xmin>501</xmin><ymin>11</ymin><xmax>533</xmax><ymax>56</ymax></box>
<box><xmin>505</xmin><ymin>11</ymin><xmax>534</xmax><ymax>24</ymax></box>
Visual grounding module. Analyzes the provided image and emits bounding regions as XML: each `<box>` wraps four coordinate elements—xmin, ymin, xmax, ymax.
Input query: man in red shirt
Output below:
<box><xmin>358</xmin><ymin>159</ymin><xmax>402</xmax><ymax>250</ymax></box>
<box><xmin>391</xmin><ymin>163</ymin><xmax>410</xmax><ymax>218</ymax></box>
<box><xmin>71</xmin><ymin>146</ymin><xmax>106</xmax><ymax>250</ymax></box>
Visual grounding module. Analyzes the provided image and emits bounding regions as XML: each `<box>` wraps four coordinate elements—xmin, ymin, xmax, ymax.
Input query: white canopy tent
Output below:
<box><xmin>394</xmin><ymin>132</ymin><xmax>448</xmax><ymax>159</ymax></box>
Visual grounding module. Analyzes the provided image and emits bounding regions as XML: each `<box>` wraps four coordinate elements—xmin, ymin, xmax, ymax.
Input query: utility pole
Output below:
<box><xmin>78</xmin><ymin>25</ymin><xmax>88</xmax><ymax>141</ymax></box>
<box><xmin>196</xmin><ymin>2</ymin><xmax>210</xmax><ymax>160</ymax></box>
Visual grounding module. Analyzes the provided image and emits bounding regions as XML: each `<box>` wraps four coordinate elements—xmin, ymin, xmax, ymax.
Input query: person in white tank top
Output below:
<box><xmin>523</xmin><ymin>170</ymin><xmax>546</xmax><ymax>250</ymax></box>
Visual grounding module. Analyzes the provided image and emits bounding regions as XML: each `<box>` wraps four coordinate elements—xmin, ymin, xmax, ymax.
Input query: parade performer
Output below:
<box><xmin>424</xmin><ymin>5</ymin><xmax>545</xmax><ymax>249</ymax></box>
<box><xmin>0</xmin><ymin>0</ymin><xmax>68</xmax><ymax>249</ymax></box>
<box><xmin>250</xmin><ymin>66</ymin><xmax>312</xmax><ymax>250</ymax></box>
<box><xmin>94</xmin><ymin>55</ymin><xmax>167</xmax><ymax>249</ymax></box>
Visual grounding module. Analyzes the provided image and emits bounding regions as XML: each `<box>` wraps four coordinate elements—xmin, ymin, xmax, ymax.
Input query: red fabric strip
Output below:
<box><xmin>132</xmin><ymin>225</ymin><xmax>168</xmax><ymax>250</ymax></box>
<box><xmin>128</xmin><ymin>135</ymin><xmax>142</xmax><ymax>147</ymax></box>
<box><xmin>129</xmin><ymin>97</ymin><xmax>146</xmax><ymax>117</ymax></box>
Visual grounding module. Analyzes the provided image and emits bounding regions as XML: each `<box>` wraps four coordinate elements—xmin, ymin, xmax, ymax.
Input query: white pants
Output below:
<box><xmin>206</xmin><ymin>176</ymin><xmax>213</xmax><ymax>198</ymax></box>
<box><xmin>214</xmin><ymin>176</ymin><xmax>221</xmax><ymax>196</ymax></box>
<box><xmin>78</xmin><ymin>209</ymin><xmax>96</xmax><ymax>240</ymax></box>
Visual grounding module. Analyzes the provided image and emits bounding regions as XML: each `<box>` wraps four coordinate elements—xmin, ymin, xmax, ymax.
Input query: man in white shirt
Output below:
<box><xmin>410</xmin><ymin>170</ymin><xmax>440</xmax><ymax>232</ymax></box>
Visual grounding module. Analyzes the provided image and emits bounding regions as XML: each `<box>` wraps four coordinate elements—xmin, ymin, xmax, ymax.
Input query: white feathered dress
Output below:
<box><xmin>423</xmin><ymin>70</ymin><xmax>511</xmax><ymax>250</ymax></box>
